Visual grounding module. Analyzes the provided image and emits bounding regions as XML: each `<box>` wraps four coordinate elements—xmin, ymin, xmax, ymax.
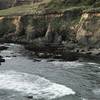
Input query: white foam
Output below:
<box><xmin>50</xmin><ymin>61</ymin><xmax>84</xmax><ymax>68</ymax></box>
<box><xmin>87</xmin><ymin>62</ymin><xmax>100</xmax><ymax>69</ymax></box>
<box><xmin>81</xmin><ymin>98</ymin><xmax>88</xmax><ymax>100</ymax></box>
<box><xmin>4</xmin><ymin>57</ymin><xmax>12</xmax><ymax>60</ymax></box>
<box><xmin>1</xmin><ymin>50</ymin><xmax>13</xmax><ymax>53</ymax></box>
<box><xmin>93</xmin><ymin>89</ymin><xmax>100</xmax><ymax>95</ymax></box>
<box><xmin>0</xmin><ymin>70</ymin><xmax>75</xmax><ymax>99</ymax></box>
<box><xmin>87</xmin><ymin>62</ymin><xmax>96</xmax><ymax>65</ymax></box>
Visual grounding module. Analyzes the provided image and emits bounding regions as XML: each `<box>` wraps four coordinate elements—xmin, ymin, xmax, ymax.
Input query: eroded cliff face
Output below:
<box><xmin>0</xmin><ymin>16</ymin><xmax>16</xmax><ymax>37</ymax></box>
<box><xmin>0</xmin><ymin>11</ymin><xmax>77</xmax><ymax>45</ymax></box>
<box><xmin>0</xmin><ymin>16</ymin><xmax>24</xmax><ymax>41</ymax></box>
<box><xmin>76</xmin><ymin>12</ymin><xmax>100</xmax><ymax>48</ymax></box>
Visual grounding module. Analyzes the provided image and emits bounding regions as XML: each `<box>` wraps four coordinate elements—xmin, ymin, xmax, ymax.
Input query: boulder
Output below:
<box><xmin>0</xmin><ymin>46</ymin><xmax>8</xmax><ymax>50</ymax></box>
<box><xmin>26</xmin><ymin>95</ymin><xmax>33</xmax><ymax>99</ymax></box>
<box><xmin>0</xmin><ymin>58</ymin><xmax>5</xmax><ymax>62</ymax></box>
<box><xmin>0</xmin><ymin>56</ymin><xmax>5</xmax><ymax>63</ymax></box>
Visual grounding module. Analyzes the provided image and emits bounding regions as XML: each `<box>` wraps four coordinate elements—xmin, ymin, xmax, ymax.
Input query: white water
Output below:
<box><xmin>0</xmin><ymin>43</ymin><xmax>100</xmax><ymax>100</ymax></box>
<box><xmin>0</xmin><ymin>70</ymin><xmax>75</xmax><ymax>100</ymax></box>
<box><xmin>50</xmin><ymin>61</ymin><xmax>100</xmax><ymax>69</ymax></box>
<box><xmin>50</xmin><ymin>61</ymin><xmax>84</xmax><ymax>69</ymax></box>
<box><xmin>93</xmin><ymin>89</ymin><xmax>100</xmax><ymax>95</ymax></box>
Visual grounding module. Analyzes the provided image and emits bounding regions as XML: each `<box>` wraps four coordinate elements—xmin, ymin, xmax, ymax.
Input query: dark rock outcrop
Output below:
<box><xmin>0</xmin><ymin>56</ymin><xmax>5</xmax><ymax>63</ymax></box>
<box><xmin>0</xmin><ymin>45</ymin><xmax>8</xmax><ymax>50</ymax></box>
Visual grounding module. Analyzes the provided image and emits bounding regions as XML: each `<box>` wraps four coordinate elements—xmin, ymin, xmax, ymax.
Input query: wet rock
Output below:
<box><xmin>91</xmin><ymin>49</ymin><xmax>100</xmax><ymax>56</ymax></box>
<box><xmin>6</xmin><ymin>56</ymin><xmax>11</xmax><ymax>57</ymax></box>
<box><xmin>96</xmin><ymin>53</ymin><xmax>100</xmax><ymax>56</ymax></box>
<box><xmin>0</xmin><ymin>56</ymin><xmax>3</xmax><ymax>59</ymax></box>
<box><xmin>78</xmin><ymin>57</ymin><xmax>84</xmax><ymax>62</ymax></box>
<box><xmin>26</xmin><ymin>95</ymin><xmax>33</xmax><ymax>99</ymax></box>
<box><xmin>33</xmin><ymin>58</ymin><xmax>41</xmax><ymax>62</ymax></box>
<box><xmin>62</xmin><ymin>52</ymin><xmax>79</xmax><ymax>61</ymax></box>
<box><xmin>65</xmin><ymin>56</ymin><xmax>79</xmax><ymax>61</ymax></box>
<box><xmin>82</xmin><ymin>48</ymin><xmax>100</xmax><ymax>56</ymax></box>
<box><xmin>10</xmin><ymin>53</ymin><xmax>14</xmax><ymax>54</ymax></box>
<box><xmin>0</xmin><ymin>46</ymin><xmax>8</xmax><ymax>50</ymax></box>
<box><xmin>47</xmin><ymin>59</ymin><xmax>56</xmax><ymax>62</ymax></box>
<box><xmin>53</xmin><ymin>54</ymin><xmax>62</xmax><ymax>59</ymax></box>
<box><xmin>0</xmin><ymin>55</ymin><xmax>5</xmax><ymax>63</ymax></box>
<box><xmin>38</xmin><ymin>53</ymin><xmax>51</xmax><ymax>58</ymax></box>
<box><xmin>80</xmin><ymin>49</ymin><xmax>85</xmax><ymax>52</ymax></box>
<box><xmin>12</xmin><ymin>55</ymin><xmax>17</xmax><ymax>57</ymax></box>
<box><xmin>75</xmin><ymin>49</ymin><xmax>79</xmax><ymax>53</ymax></box>
<box><xmin>0</xmin><ymin>58</ymin><xmax>5</xmax><ymax>62</ymax></box>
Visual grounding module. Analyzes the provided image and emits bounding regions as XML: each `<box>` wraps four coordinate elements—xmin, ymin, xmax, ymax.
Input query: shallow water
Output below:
<box><xmin>0</xmin><ymin>43</ymin><xmax>100</xmax><ymax>100</ymax></box>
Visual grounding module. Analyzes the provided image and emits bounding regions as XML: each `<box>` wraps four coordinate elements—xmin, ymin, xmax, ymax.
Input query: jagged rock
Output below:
<box><xmin>0</xmin><ymin>46</ymin><xmax>8</xmax><ymax>50</ymax></box>
<box><xmin>38</xmin><ymin>52</ymin><xmax>51</xmax><ymax>58</ymax></box>
<box><xmin>61</xmin><ymin>52</ymin><xmax>79</xmax><ymax>61</ymax></box>
<box><xmin>0</xmin><ymin>56</ymin><xmax>5</xmax><ymax>63</ymax></box>
<box><xmin>33</xmin><ymin>58</ymin><xmax>41</xmax><ymax>62</ymax></box>
<box><xmin>6</xmin><ymin>56</ymin><xmax>11</xmax><ymax>57</ymax></box>
<box><xmin>45</xmin><ymin>23</ymin><xmax>54</xmax><ymax>43</ymax></box>
<box><xmin>77</xmin><ymin>12</ymin><xmax>100</xmax><ymax>48</ymax></box>
<box><xmin>47</xmin><ymin>59</ymin><xmax>56</xmax><ymax>62</ymax></box>
<box><xmin>0</xmin><ymin>56</ymin><xmax>3</xmax><ymax>59</ymax></box>
<box><xmin>0</xmin><ymin>58</ymin><xmax>5</xmax><ymax>62</ymax></box>
<box><xmin>26</xmin><ymin>95</ymin><xmax>33</xmax><ymax>99</ymax></box>
<box><xmin>12</xmin><ymin>55</ymin><xmax>17</xmax><ymax>57</ymax></box>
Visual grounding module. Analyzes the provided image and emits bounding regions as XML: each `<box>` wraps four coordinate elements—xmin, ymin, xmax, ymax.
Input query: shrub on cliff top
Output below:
<box><xmin>0</xmin><ymin>18</ymin><xmax>16</xmax><ymax>37</ymax></box>
<box><xmin>81</xmin><ymin>0</ymin><xmax>96</xmax><ymax>5</ymax></box>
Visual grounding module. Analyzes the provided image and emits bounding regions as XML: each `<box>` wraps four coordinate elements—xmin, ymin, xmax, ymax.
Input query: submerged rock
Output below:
<box><xmin>0</xmin><ymin>46</ymin><xmax>8</xmax><ymax>50</ymax></box>
<box><xmin>0</xmin><ymin>58</ymin><xmax>5</xmax><ymax>62</ymax></box>
<box><xmin>47</xmin><ymin>59</ymin><xmax>56</xmax><ymax>62</ymax></box>
<box><xmin>33</xmin><ymin>58</ymin><xmax>41</xmax><ymax>62</ymax></box>
<box><xmin>61</xmin><ymin>52</ymin><xmax>79</xmax><ymax>61</ymax></box>
<box><xmin>12</xmin><ymin>55</ymin><xmax>17</xmax><ymax>57</ymax></box>
<box><xmin>0</xmin><ymin>56</ymin><xmax>5</xmax><ymax>63</ymax></box>
<box><xmin>26</xmin><ymin>95</ymin><xmax>33</xmax><ymax>99</ymax></box>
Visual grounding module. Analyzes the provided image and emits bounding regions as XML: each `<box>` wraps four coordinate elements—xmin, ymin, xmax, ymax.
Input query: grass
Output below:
<box><xmin>84</xmin><ymin>7</ymin><xmax>100</xmax><ymax>13</ymax></box>
<box><xmin>0</xmin><ymin>4</ymin><xmax>89</xmax><ymax>16</ymax></box>
<box><xmin>0</xmin><ymin>0</ymin><xmax>52</xmax><ymax>16</ymax></box>
<box><xmin>0</xmin><ymin>0</ymin><xmax>99</xmax><ymax>16</ymax></box>
<box><xmin>0</xmin><ymin>5</ymin><xmax>38</xmax><ymax>16</ymax></box>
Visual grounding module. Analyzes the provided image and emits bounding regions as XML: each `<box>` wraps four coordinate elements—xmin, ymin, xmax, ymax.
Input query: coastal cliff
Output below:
<box><xmin>0</xmin><ymin>0</ymin><xmax>100</xmax><ymax>60</ymax></box>
<box><xmin>77</xmin><ymin>11</ymin><xmax>100</xmax><ymax>48</ymax></box>
<box><xmin>0</xmin><ymin>9</ymin><xmax>80</xmax><ymax>45</ymax></box>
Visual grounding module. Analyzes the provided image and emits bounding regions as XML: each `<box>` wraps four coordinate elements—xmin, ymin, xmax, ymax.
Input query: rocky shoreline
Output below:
<box><xmin>0</xmin><ymin>42</ymin><xmax>100</xmax><ymax>65</ymax></box>
<box><xmin>0</xmin><ymin>9</ymin><xmax>100</xmax><ymax>63</ymax></box>
<box><xmin>23</xmin><ymin>42</ymin><xmax>100</xmax><ymax>63</ymax></box>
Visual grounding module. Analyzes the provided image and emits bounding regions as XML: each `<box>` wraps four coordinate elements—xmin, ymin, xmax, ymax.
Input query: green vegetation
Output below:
<box><xmin>0</xmin><ymin>5</ymin><xmax>36</xmax><ymax>16</ymax></box>
<box><xmin>0</xmin><ymin>0</ymin><xmax>99</xmax><ymax>46</ymax></box>
<box><xmin>0</xmin><ymin>18</ymin><xmax>16</xmax><ymax>36</ymax></box>
<box><xmin>0</xmin><ymin>0</ymin><xmax>14</xmax><ymax>3</ymax></box>
<box><xmin>0</xmin><ymin>0</ymin><xmax>99</xmax><ymax>16</ymax></box>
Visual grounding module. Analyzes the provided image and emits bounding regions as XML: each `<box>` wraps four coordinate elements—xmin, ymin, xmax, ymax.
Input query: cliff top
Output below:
<box><xmin>0</xmin><ymin>0</ymin><xmax>100</xmax><ymax>16</ymax></box>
